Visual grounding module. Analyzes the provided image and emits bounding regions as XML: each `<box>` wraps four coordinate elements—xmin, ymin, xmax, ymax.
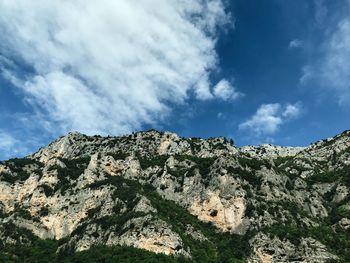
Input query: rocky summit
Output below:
<box><xmin>0</xmin><ymin>130</ymin><xmax>349</xmax><ymax>263</ymax></box>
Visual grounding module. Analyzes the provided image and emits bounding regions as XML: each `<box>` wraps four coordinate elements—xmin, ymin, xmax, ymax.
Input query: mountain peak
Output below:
<box><xmin>32</xmin><ymin>130</ymin><xmax>238</xmax><ymax>163</ymax></box>
<box><xmin>1</xmin><ymin>130</ymin><xmax>349</xmax><ymax>262</ymax></box>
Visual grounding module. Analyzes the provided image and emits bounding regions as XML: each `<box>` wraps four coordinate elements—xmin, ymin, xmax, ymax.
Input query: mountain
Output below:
<box><xmin>0</xmin><ymin>130</ymin><xmax>349</xmax><ymax>263</ymax></box>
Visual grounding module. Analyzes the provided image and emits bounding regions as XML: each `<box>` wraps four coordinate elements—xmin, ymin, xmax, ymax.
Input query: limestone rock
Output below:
<box><xmin>1</xmin><ymin>129</ymin><xmax>349</xmax><ymax>262</ymax></box>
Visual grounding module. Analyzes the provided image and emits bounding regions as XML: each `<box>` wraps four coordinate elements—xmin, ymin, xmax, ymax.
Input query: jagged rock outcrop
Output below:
<box><xmin>0</xmin><ymin>129</ymin><xmax>349</xmax><ymax>262</ymax></box>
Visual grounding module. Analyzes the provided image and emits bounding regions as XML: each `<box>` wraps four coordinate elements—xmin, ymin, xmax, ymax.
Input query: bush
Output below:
<box><xmin>306</xmin><ymin>165</ymin><xmax>350</xmax><ymax>186</ymax></box>
<box><xmin>175</xmin><ymin>155</ymin><xmax>216</xmax><ymax>176</ymax></box>
<box><xmin>0</xmin><ymin>157</ymin><xmax>43</xmax><ymax>183</ymax></box>
<box><xmin>227</xmin><ymin>166</ymin><xmax>261</xmax><ymax>188</ymax></box>
<box><xmin>57</xmin><ymin>156</ymin><xmax>91</xmax><ymax>180</ymax></box>
<box><xmin>264</xmin><ymin>222</ymin><xmax>350</xmax><ymax>262</ymax></box>
<box><xmin>138</xmin><ymin>155</ymin><xmax>169</xmax><ymax>169</ymax></box>
<box><xmin>238</xmin><ymin>156</ymin><xmax>272</xmax><ymax>170</ymax></box>
<box><xmin>41</xmin><ymin>184</ymin><xmax>55</xmax><ymax>197</ymax></box>
<box><xmin>106</xmin><ymin>151</ymin><xmax>129</xmax><ymax>160</ymax></box>
<box><xmin>86</xmin><ymin>175</ymin><xmax>250</xmax><ymax>263</ymax></box>
<box><xmin>140</xmin><ymin>182</ymin><xmax>251</xmax><ymax>262</ymax></box>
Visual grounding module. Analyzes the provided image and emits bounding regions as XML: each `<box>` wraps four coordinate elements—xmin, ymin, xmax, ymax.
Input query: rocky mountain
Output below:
<box><xmin>0</xmin><ymin>129</ymin><xmax>349</xmax><ymax>263</ymax></box>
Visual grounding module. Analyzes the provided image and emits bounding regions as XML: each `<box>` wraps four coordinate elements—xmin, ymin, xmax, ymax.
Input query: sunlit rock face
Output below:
<box><xmin>0</xmin><ymin>129</ymin><xmax>349</xmax><ymax>262</ymax></box>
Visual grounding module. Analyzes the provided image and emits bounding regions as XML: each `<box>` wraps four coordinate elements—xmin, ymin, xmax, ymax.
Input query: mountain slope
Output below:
<box><xmin>0</xmin><ymin>130</ymin><xmax>349</xmax><ymax>262</ymax></box>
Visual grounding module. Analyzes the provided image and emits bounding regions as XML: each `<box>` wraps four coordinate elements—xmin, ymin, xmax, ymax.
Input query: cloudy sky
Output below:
<box><xmin>0</xmin><ymin>0</ymin><xmax>350</xmax><ymax>160</ymax></box>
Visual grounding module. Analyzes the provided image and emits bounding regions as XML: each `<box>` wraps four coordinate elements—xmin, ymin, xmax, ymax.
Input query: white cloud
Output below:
<box><xmin>0</xmin><ymin>132</ymin><xmax>17</xmax><ymax>150</ymax></box>
<box><xmin>0</xmin><ymin>131</ymin><xmax>28</xmax><ymax>160</ymax></box>
<box><xmin>239</xmin><ymin>104</ymin><xmax>282</xmax><ymax>135</ymax></box>
<box><xmin>301</xmin><ymin>0</ymin><xmax>350</xmax><ymax>105</ymax></box>
<box><xmin>288</xmin><ymin>39</ymin><xmax>303</xmax><ymax>49</ymax></box>
<box><xmin>212</xmin><ymin>79</ymin><xmax>242</xmax><ymax>101</ymax></box>
<box><xmin>239</xmin><ymin>102</ymin><xmax>302</xmax><ymax>136</ymax></box>
<box><xmin>314</xmin><ymin>0</ymin><xmax>328</xmax><ymax>26</ymax></box>
<box><xmin>282</xmin><ymin>102</ymin><xmax>302</xmax><ymax>119</ymax></box>
<box><xmin>0</xmin><ymin>0</ymin><xmax>236</xmax><ymax>136</ymax></box>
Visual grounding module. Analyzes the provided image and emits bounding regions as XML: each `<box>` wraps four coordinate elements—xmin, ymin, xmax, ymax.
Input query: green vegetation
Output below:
<box><xmin>56</xmin><ymin>156</ymin><xmax>91</xmax><ymax>180</ymax></box>
<box><xmin>306</xmin><ymin>165</ymin><xmax>350</xmax><ymax>187</ymax></box>
<box><xmin>328</xmin><ymin>194</ymin><xmax>350</xmax><ymax>224</ymax></box>
<box><xmin>0</xmin><ymin>157</ymin><xmax>43</xmax><ymax>183</ymax></box>
<box><xmin>273</xmin><ymin>156</ymin><xmax>294</xmax><ymax>167</ymax></box>
<box><xmin>0</xmin><ymin>239</ymin><xmax>188</xmax><ymax>263</ymax></box>
<box><xmin>1</xmin><ymin>157</ymin><xmax>43</xmax><ymax>168</ymax></box>
<box><xmin>211</xmin><ymin>142</ymin><xmax>226</xmax><ymax>150</ymax></box>
<box><xmin>335</xmin><ymin>206</ymin><xmax>350</xmax><ymax>218</ymax></box>
<box><xmin>0</xmin><ymin>222</ymin><xmax>37</xmax><ymax>248</ymax></box>
<box><xmin>237</xmin><ymin>156</ymin><xmax>272</xmax><ymax>170</ymax></box>
<box><xmin>227</xmin><ymin>166</ymin><xmax>261</xmax><ymax>188</ymax></box>
<box><xmin>45</xmin><ymin>156</ymin><xmax>91</xmax><ymax>195</ymax></box>
<box><xmin>106</xmin><ymin>151</ymin><xmax>129</xmax><ymax>160</ymax></box>
<box><xmin>2</xmin><ymin>134</ymin><xmax>350</xmax><ymax>262</ymax></box>
<box><xmin>174</xmin><ymin>155</ymin><xmax>216</xmax><ymax>176</ymax></box>
<box><xmin>72</xmin><ymin>175</ymin><xmax>251</xmax><ymax>262</ymax></box>
<box><xmin>285</xmin><ymin>179</ymin><xmax>294</xmax><ymax>190</ymax></box>
<box><xmin>255</xmin><ymin>200</ymin><xmax>309</xmax><ymax>221</ymax></box>
<box><xmin>142</xmin><ymin>184</ymin><xmax>251</xmax><ymax>262</ymax></box>
<box><xmin>307</xmin><ymin>171</ymin><xmax>341</xmax><ymax>185</ymax></box>
<box><xmin>66</xmin><ymin>245</ymin><xmax>189</xmax><ymax>263</ymax></box>
<box><xmin>0</xmin><ymin>172</ymin><xmax>19</xmax><ymax>184</ymax></box>
<box><xmin>13</xmin><ymin>204</ymin><xmax>33</xmax><ymax>221</ymax></box>
<box><xmin>265</xmin><ymin>223</ymin><xmax>350</xmax><ymax>262</ymax></box>
<box><xmin>137</xmin><ymin>154</ymin><xmax>216</xmax><ymax>186</ymax></box>
<box><xmin>39</xmin><ymin>207</ymin><xmax>49</xmax><ymax>217</ymax></box>
<box><xmin>273</xmin><ymin>157</ymin><xmax>312</xmax><ymax>179</ymax></box>
<box><xmin>0</xmin><ymin>174</ymin><xmax>250</xmax><ymax>263</ymax></box>
<box><xmin>187</xmin><ymin>138</ymin><xmax>202</xmax><ymax>154</ymax></box>
<box><xmin>138</xmin><ymin>154</ymin><xmax>169</xmax><ymax>169</ymax></box>
<box><xmin>41</xmin><ymin>184</ymin><xmax>55</xmax><ymax>197</ymax></box>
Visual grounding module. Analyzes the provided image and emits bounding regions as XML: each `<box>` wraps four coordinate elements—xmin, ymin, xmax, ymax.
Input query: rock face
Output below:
<box><xmin>240</xmin><ymin>144</ymin><xmax>305</xmax><ymax>159</ymax></box>
<box><xmin>0</xmin><ymin>129</ymin><xmax>350</xmax><ymax>262</ymax></box>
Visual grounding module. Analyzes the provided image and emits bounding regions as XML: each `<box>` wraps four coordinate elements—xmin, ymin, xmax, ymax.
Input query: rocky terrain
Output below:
<box><xmin>0</xmin><ymin>129</ymin><xmax>349</xmax><ymax>262</ymax></box>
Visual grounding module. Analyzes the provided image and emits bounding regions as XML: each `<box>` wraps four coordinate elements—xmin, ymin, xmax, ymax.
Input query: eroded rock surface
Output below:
<box><xmin>1</xmin><ymin>129</ymin><xmax>349</xmax><ymax>262</ymax></box>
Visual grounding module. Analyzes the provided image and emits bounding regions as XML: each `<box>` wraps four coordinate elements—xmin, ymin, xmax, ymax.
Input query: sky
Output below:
<box><xmin>0</xmin><ymin>0</ymin><xmax>350</xmax><ymax>160</ymax></box>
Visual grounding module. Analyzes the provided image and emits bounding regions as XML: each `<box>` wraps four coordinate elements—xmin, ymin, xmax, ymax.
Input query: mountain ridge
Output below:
<box><xmin>31</xmin><ymin>129</ymin><xmax>350</xmax><ymax>159</ymax></box>
<box><xmin>0</xmin><ymin>129</ymin><xmax>349</xmax><ymax>262</ymax></box>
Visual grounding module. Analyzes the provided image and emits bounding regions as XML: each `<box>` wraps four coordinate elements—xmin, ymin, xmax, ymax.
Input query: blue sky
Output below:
<box><xmin>0</xmin><ymin>0</ymin><xmax>350</xmax><ymax>160</ymax></box>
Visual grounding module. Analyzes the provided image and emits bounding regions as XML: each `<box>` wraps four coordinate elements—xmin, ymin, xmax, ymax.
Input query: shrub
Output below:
<box><xmin>138</xmin><ymin>155</ymin><xmax>169</xmax><ymax>169</ymax></box>
<box><xmin>0</xmin><ymin>158</ymin><xmax>44</xmax><ymax>184</ymax></box>
<box><xmin>175</xmin><ymin>155</ymin><xmax>216</xmax><ymax>176</ymax></box>
<box><xmin>227</xmin><ymin>166</ymin><xmax>261</xmax><ymax>188</ymax></box>
<box><xmin>57</xmin><ymin>156</ymin><xmax>91</xmax><ymax>180</ymax></box>
<box><xmin>106</xmin><ymin>151</ymin><xmax>128</xmax><ymax>160</ymax></box>
<box><xmin>238</xmin><ymin>156</ymin><xmax>272</xmax><ymax>170</ymax></box>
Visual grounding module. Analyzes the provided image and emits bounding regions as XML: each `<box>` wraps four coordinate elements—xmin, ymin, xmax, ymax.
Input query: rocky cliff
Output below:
<box><xmin>0</xmin><ymin>130</ymin><xmax>349</xmax><ymax>262</ymax></box>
